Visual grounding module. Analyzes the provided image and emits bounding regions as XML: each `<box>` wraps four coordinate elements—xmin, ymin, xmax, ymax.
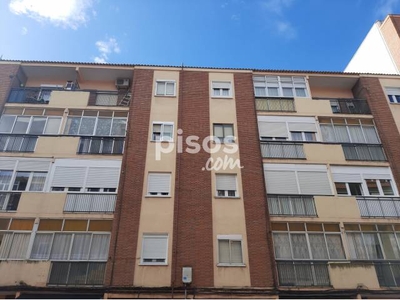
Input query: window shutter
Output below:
<box><xmin>148</xmin><ymin>173</ymin><xmax>171</xmax><ymax>194</ymax></box>
<box><xmin>142</xmin><ymin>235</ymin><xmax>168</xmax><ymax>261</ymax></box>
<box><xmin>156</xmin><ymin>82</ymin><xmax>165</xmax><ymax>95</ymax></box>
<box><xmin>230</xmin><ymin>241</ymin><xmax>243</xmax><ymax>263</ymax></box>
<box><xmin>297</xmin><ymin>171</ymin><xmax>332</xmax><ymax>195</ymax></box>
<box><xmin>288</xmin><ymin>122</ymin><xmax>317</xmax><ymax>132</ymax></box>
<box><xmin>218</xmin><ymin>240</ymin><xmax>230</xmax><ymax>263</ymax></box>
<box><xmin>258</xmin><ymin>122</ymin><xmax>288</xmax><ymax>138</ymax></box>
<box><xmin>0</xmin><ymin>159</ymin><xmax>17</xmax><ymax>170</ymax></box>
<box><xmin>264</xmin><ymin>170</ymin><xmax>298</xmax><ymax>194</ymax></box>
<box><xmin>166</xmin><ymin>82</ymin><xmax>175</xmax><ymax>95</ymax></box>
<box><xmin>386</xmin><ymin>87</ymin><xmax>400</xmax><ymax>95</ymax></box>
<box><xmin>17</xmin><ymin>160</ymin><xmax>50</xmax><ymax>172</ymax></box>
<box><xmin>363</xmin><ymin>174</ymin><xmax>392</xmax><ymax>180</ymax></box>
<box><xmin>216</xmin><ymin>174</ymin><xmax>237</xmax><ymax>191</ymax></box>
<box><xmin>331</xmin><ymin>173</ymin><xmax>362</xmax><ymax>183</ymax></box>
<box><xmin>86</xmin><ymin>167</ymin><xmax>120</xmax><ymax>188</ymax></box>
<box><xmin>51</xmin><ymin>167</ymin><xmax>86</xmax><ymax>187</ymax></box>
<box><xmin>212</xmin><ymin>81</ymin><xmax>231</xmax><ymax>89</ymax></box>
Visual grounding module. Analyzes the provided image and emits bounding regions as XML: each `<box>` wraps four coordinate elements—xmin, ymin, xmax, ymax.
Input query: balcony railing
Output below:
<box><xmin>78</xmin><ymin>137</ymin><xmax>125</xmax><ymax>155</ymax></box>
<box><xmin>48</xmin><ymin>262</ymin><xmax>106</xmax><ymax>286</ymax></box>
<box><xmin>374</xmin><ymin>262</ymin><xmax>400</xmax><ymax>287</ymax></box>
<box><xmin>276</xmin><ymin>261</ymin><xmax>330</xmax><ymax>286</ymax></box>
<box><xmin>328</xmin><ymin>99</ymin><xmax>371</xmax><ymax>114</ymax></box>
<box><xmin>7</xmin><ymin>87</ymin><xmax>62</xmax><ymax>104</ymax></box>
<box><xmin>357</xmin><ymin>196</ymin><xmax>400</xmax><ymax>218</ymax></box>
<box><xmin>64</xmin><ymin>193</ymin><xmax>117</xmax><ymax>213</ymax></box>
<box><xmin>95</xmin><ymin>92</ymin><xmax>118</xmax><ymax>106</ymax></box>
<box><xmin>261</xmin><ymin>141</ymin><xmax>305</xmax><ymax>159</ymax></box>
<box><xmin>256</xmin><ymin>98</ymin><xmax>295</xmax><ymax>112</ymax></box>
<box><xmin>0</xmin><ymin>192</ymin><xmax>21</xmax><ymax>211</ymax></box>
<box><xmin>342</xmin><ymin>144</ymin><xmax>386</xmax><ymax>161</ymax></box>
<box><xmin>0</xmin><ymin>135</ymin><xmax>37</xmax><ymax>152</ymax></box>
<box><xmin>268</xmin><ymin>194</ymin><xmax>316</xmax><ymax>216</ymax></box>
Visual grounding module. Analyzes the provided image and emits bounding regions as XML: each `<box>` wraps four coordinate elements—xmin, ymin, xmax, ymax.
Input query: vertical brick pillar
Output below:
<box><xmin>0</xmin><ymin>63</ymin><xmax>21</xmax><ymax>112</ymax></box>
<box><xmin>106</xmin><ymin>69</ymin><xmax>154</xmax><ymax>286</ymax></box>
<box><xmin>234</xmin><ymin>73</ymin><xmax>276</xmax><ymax>287</ymax></box>
<box><xmin>353</xmin><ymin>77</ymin><xmax>400</xmax><ymax>192</ymax></box>
<box><xmin>171</xmin><ymin>70</ymin><xmax>214</xmax><ymax>287</ymax></box>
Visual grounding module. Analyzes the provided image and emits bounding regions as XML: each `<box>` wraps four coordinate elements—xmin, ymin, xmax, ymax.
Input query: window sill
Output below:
<box><xmin>217</xmin><ymin>263</ymin><xmax>246</xmax><ymax>267</ymax></box>
<box><xmin>211</xmin><ymin>96</ymin><xmax>233</xmax><ymax>99</ymax></box>
<box><xmin>154</xmin><ymin>95</ymin><xmax>176</xmax><ymax>98</ymax></box>
<box><xmin>214</xmin><ymin>196</ymin><xmax>240</xmax><ymax>199</ymax></box>
<box><xmin>139</xmin><ymin>263</ymin><xmax>168</xmax><ymax>266</ymax></box>
<box><xmin>145</xmin><ymin>195</ymin><xmax>171</xmax><ymax>198</ymax></box>
<box><xmin>150</xmin><ymin>140</ymin><xmax>174</xmax><ymax>143</ymax></box>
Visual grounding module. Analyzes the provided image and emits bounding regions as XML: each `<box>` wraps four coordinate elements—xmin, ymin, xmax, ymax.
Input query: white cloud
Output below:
<box><xmin>9</xmin><ymin>0</ymin><xmax>94</xmax><ymax>29</ymax></box>
<box><xmin>231</xmin><ymin>14</ymin><xmax>240</xmax><ymax>21</ymax></box>
<box><xmin>260</xmin><ymin>0</ymin><xmax>294</xmax><ymax>15</ymax></box>
<box><xmin>276</xmin><ymin>21</ymin><xmax>296</xmax><ymax>39</ymax></box>
<box><xmin>221</xmin><ymin>2</ymin><xmax>228</xmax><ymax>8</ymax></box>
<box><xmin>21</xmin><ymin>26</ymin><xmax>28</xmax><ymax>35</ymax></box>
<box><xmin>376</xmin><ymin>0</ymin><xmax>400</xmax><ymax>18</ymax></box>
<box><xmin>94</xmin><ymin>37</ymin><xmax>120</xmax><ymax>63</ymax></box>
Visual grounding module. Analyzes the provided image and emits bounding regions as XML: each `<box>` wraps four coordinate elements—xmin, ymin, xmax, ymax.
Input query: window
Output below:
<box><xmin>0</xmin><ymin>115</ymin><xmax>62</xmax><ymax>135</ymax></box>
<box><xmin>335</xmin><ymin>182</ymin><xmax>363</xmax><ymax>196</ymax></box>
<box><xmin>253</xmin><ymin>76</ymin><xmax>308</xmax><ymax>98</ymax></box>
<box><xmin>141</xmin><ymin>234</ymin><xmax>168</xmax><ymax>265</ymax></box>
<box><xmin>10</xmin><ymin>171</ymin><xmax>47</xmax><ymax>192</ymax></box>
<box><xmin>48</xmin><ymin>262</ymin><xmax>106</xmax><ymax>286</ymax></box>
<box><xmin>216</xmin><ymin>174</ymin><xmax>238</xmax><ymax>197</ymax></box>
<box><xmin>213</xmin><ymin>124</ymin><xmax>234</xmax><ymax>143</ymax></box>
<box><xmin>0</xmin><ymin>170</ymin><xmax>13</xmax><ymax>191</ymax></box>
<box><xmin>386</xmin><ymin>87</ymin><xmax>400</xmax><ymax>104</ymax></box>
<box><xmin>268</xmin><ymin>195</ymin><xmax>317</xmax><ymax>216</ymax></box>
<box><xmin>264</xmin><ymin>164</ymin><xmax>332</xmax><ymax>195</ymax></box>
<box><xmin>64</xmin><ymin>111</ymin><xmax>127</xmax><ymax>137</ymax></box>
<box><xmin>291</xmin><ymin>131</ymin><xmax>316</xmax><ymax>142</ymax></box>
<box><xmin>147</xmin><ymin>173</ymin><xmax>171</xmax><ymax>196</ymax></box>
<box><xmin>218</xmin><ymin>235</ymin><xmax>243</xmax><ymax>266</ymax></box>
<box><xmin>155</xmin><ymin>81</ymin><xmax>175</xmax><ymax>96</ymax></box>
<box><xmin>344</xmin><ymin>224</ymin><xmax>400</xmax><ymax>260</ymax></box>
<box><xmin>319</xmin><ymin>118</ymin><xmax>380</xmax><ymax>144</ymax></box>
<box><xmin>272</xmin><ymin>222</ymin><xmax>345</xmax><ymax>261</ymax></box>
<box><xmin>152</xmin><ymin>123</ymin><xmax>173</xmax><ymax>141</ymax></box>
<box><xmin>212</xmin><ymin>81</ymin><xmax>232</xmax><ymax>98</ymax></box>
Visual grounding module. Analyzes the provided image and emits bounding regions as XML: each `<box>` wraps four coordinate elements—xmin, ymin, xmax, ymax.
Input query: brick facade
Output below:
<box><xmin>0</xmin><ymin>64</ymin><xmax>21</xmax><ymax>111</ymax></box>
<box><xmin>105</xmin><ymin>69</ymin><xmax>154</xmax><ymax>286</ymax></box>
<box><xmin>234</xmin><ymin>73</ymin><xmax>276</xmax><ymax>287</ymax></box>
<box><xmin>171</xmin><ymin>70</ymin><xmax>214</xmax><ymax>287</ymax></box>
<box><xmin>353</xmin><ymin>77</ymin><xmax>400</xmax><ymax>192</ymax></box>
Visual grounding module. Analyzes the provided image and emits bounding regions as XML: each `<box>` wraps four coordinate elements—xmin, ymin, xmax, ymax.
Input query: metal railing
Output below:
<box><xmin>48</xmin><ymin>262</ymin><xmax>106</xmax><ymax>286</ymax></box>
<box><xmin>77</xmin><ymin>137</ymin><xmax>125</xmax><ymax>155</ymax></box>
<box><xmin>268</xmin><ymin>195</ymin><xmax>316</xmax><ymax>216</ymax></box>
<box><xmin>0</xmin><ymin>135</ymin><xmax>37</xmax><ymax>152</ymax></box>
<box><xmin>95</xmin><ymin>93</ymin><xmax>118</xmax><ymax>106</ymax></box>
<box><xmin>7</xmin><ymin>87</ymin><xmax>62</xmax><ymax>104</ymax></box>
<box><xmin>342</xmin><ymin>144</ymin><xmax>386</xmax><ymax>161</ymax></box>
<box><xmin>0</xmin><ymin>192</ymin><xmax>21</xmax><ymax>211</ymax></box>
<box><xmin>328</xmin><ymin>99</ymin><xmax>371</xmax><ymax>114</ymax></box>
<box><xmin>374</xmin><ymin>262</ymin><xmax>400</xmax><ymax>287</ymax></box>
<box><xmin>276</xmin><ymin>261</ymin><xmax>330</xmax><ymax>286</ymax></box>
<box><xmin>261</xmin><ymin>141</ymin><xmax>305</xmax><ymax>159</ymax></box>
<box><xmin>256</xmin><ymin>98</ymin><xmax>296</xmax><ymax>112</ymax></box>
<box><xmin>357</xmin><ymin>196</ymin><xmax>400</xmax><ymax>218</ymax></box>
<box><xmin>64</xmin><ymin>193</ymin><xmax>117</xmax><ymax>213</ymax></box>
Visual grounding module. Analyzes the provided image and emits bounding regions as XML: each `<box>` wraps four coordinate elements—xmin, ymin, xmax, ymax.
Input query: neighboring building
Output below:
<box><xmin>345</xmin><ymin>14</ymin><xmax>400</xmax><ymax>74</ymax></box>
<box><xmin>1</xmin><ymin>59</ymin><xmax>400</xmax><ymax>299</ymax></box>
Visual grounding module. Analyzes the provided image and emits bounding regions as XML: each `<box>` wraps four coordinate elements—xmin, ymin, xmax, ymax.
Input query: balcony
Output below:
<box><xmin>0</xmin><ymin>135</ymin><xmax>37</xmax><ymax>152</ymax></box>
<box><xmin>268</xmin><ymin>194</ymin><xmax>316</xmax><ymax>216</ymax></box>
<box><xmin>357</xmin><ymin>196</ymin><xmax>400</xmax><ymax>218</ymax></box>
<box><xmin>276</xmin><ymin>261</ymin><xmax>330</xmax><ymax>286</ymax></box>
<box><xmin>77</xmin><ymin>137</ymin><xmax>125</xmax><ymax>155</ymax></box>
<box><xmin>7</xmin><ymin>87</ymin><xmax>62</xmax><ymax>104</ymax></box>
<box><xmin>0</xmin><ymin>192</ymin><xmax>21</xmax><ymax>211</ymax></box>
<box><xmin>342</xmin><ymin>144</ymin><xmax>386</xmax><ymax>161</ymax></box>
<box><xmin>314</xmin><ymin>98</ymin><xmax>370</xmax><ymax>114</ymax></box>
<box><xmin>48</xmin><ymin>262</ymin><xmax>106</xmax><ymax>286</ymax></box>
<box><xmin>261</xmin><ymin>141</ymin><xmax>305</xmax><ymax>159</ymax></box>
<box><xmin>256</xmin><ymin>98</ymin><xmax>295</xmax><ymax>112</ymax></box>
<box><xmin>64</xmin><ymin>193</ymin><xmax>117</xmax><ymax>213</ymax></box>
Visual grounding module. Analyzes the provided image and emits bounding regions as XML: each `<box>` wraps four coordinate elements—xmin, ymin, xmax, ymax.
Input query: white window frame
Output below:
<box><xmin>151</xmin><ymin>122</ymin><xmax>174</xmax><ymax>142</ymax></box>
<box><xmin>211</xmin><ymin>81</ymin><xmax>232</xmax><ymax>98</ymax></box>
<box><xmin>253</xmin><ymin>75</ymin><xmax>309</xmax><ymax>98</ymax></box>
<box><xmin>146</xmin><ymin>173</ymin><xmax>171</xmax><ymax>197</ymax></box>
<box><xmin>215</xmin><ymin>174</ymin><xmax>238</xmax><ymax>198</ymax></box>
<box><xmin>12</xmin><ymin>171</ymin><xmax>47</xmax><ymax>192</ymax></box>
<box><xmin>155</xmin><ymin>80</ymin><xmax>176</xmax><ymax>96</ymax></box>
<box><xmin>0</xmin><ymin>115</ymin><xmax>62</xmax><ymax>135</ymax></box>
<box><xmin>213</xmin><ymin>123</ymin><xmax>235</xmax><ymax>143</ymax></box>
<box><xmin>217</xmin><ymin>234</ymin><xmax>245</xmax><ymax>266</ymax></box>
<box><xmin>140</xmin><ymin>234</ymin><xmax>168</xmax><ymax>265</ymax></box>
<box><xmin>334</xmin><ymin>182</ymin><xmax>364</xmax><ymax>196</ymax></box>
<box><xmin>385</xmin><ymin>87</ymin><xmax>400</xmax><ymax>104</ymax></box>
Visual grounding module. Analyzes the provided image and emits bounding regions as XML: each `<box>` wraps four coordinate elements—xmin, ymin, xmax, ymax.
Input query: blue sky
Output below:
<box><xmin>0</xmin><ymin>0</ymin><xmax>400</xmax><ymax>71</ymax></box>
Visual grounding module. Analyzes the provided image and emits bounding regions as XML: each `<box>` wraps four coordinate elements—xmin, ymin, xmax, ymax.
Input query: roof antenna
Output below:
<box><xmin>181</xmin><ymin>62</ymin><xmax>184</xmax><ymax>70</ymax></box>
<box><xmin>0</xmin><ymin>55</ymin><xmax>3</xmax><ymax>60</ymax></box>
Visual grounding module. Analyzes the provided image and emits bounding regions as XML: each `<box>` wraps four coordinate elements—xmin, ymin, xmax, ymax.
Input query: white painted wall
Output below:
<box><xmin>345</xmin><ymin>22</ymin><xmax>399</xmax><ymax>74</ymax></box>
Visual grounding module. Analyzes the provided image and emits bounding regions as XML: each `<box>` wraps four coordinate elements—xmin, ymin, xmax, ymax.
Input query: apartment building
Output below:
<box><xmin>1</xmin><ymin>60</ymin><xmax>400</xmax><ymax>299</ymax></box>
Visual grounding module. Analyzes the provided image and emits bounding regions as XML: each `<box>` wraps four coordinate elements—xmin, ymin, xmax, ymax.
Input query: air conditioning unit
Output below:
<box><xmin>64</xmin><ymin>81</ymin><xmax>76</xmax><ymax>90</ymax></box>
<box><xmin>115</xmin><ymin>78</ymin><xmax>130</xmax><ymax>88</ymax></box>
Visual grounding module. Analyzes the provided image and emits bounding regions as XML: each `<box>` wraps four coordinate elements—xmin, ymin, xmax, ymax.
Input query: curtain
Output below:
<box><xmin>273</xmin><ymin>233</ymin><xmax>291</xmax><ymax>259</ymax></box>
<box><xmin>334</xmin><ymin>125</ymin><xmax>351</xmax><ymax>143</ymax></box>
<box><xmin>291</xmin><ymin>233</ymin><xmax>310</xmax><ymax>259</ymax></box>
<box><xmin>309</xmin><ymin>234</ymin><xmax>328</xmax><ymax>259</ymax></box>
<box><xmin>29</xmin><ymin>172</ymin><xmax>47</xmax><ymax>191</ymax></box>
<box><xmin>347</xmin><ymin>232</ymin><xmax>368</xmax><ymax>259</ymax></box>
<box><xmin>320</xmin><ymin>124</ymin><xmax>335</xmax><ymax>142</ymax></box>
<box><xmin>30</xmin><ymin>233</ymin><xmax>52</xmax><ymax>260</ymax></box>
<box><xmin>348</xmin><ymin>125</ymin><xmax>365</xmax><ymax>143</ymax></box>
<box><xmin>0</xmin><ymin>170</ymin><xmax>12</xmax><ymax>191</ymax></box>
<box><xmin>89</xmin><ymin>234</ymin><xmax>110</xmax><ymax>261</ymax></box>
<box><xmin>363</xmin><ymin>126</ymin><xmax>380</xmax><ymax>144</ymax></box>
<box><xmin>111</xmin><ymin>119</ymin><xmax>127</xmax><ymax>136</ymax></box>
<box><xmin>50</xmin><ymin>233</ymin><xmax>73</xmax><ymax>260</ymax></box>
<box><xmin>95</xmin><ymin>118</ymin><xmax>112</xmax><ymax>136</ymax></box>
<box><xmin>8</xmin><ymin>233</ymin><xmax>30</xmax><ymax>259</ymax></box>
<box><xmin>230</xmin><ymin>241</ymin><xmax>243</xmax><ymax>264</ymax></box>
<box><xmin>381</xmin><ymin>233</ymin><xmax>400</xmax><ymax>259</ymax></box>
<box><xmin>79</xmin><ymin>117</ymin><xmax>96</xmax><ymax>135</ymax></box>
<box><xmin>326</xmin><ymin>234</ymin><xmax>345</xmax><ymax>259</ymax></box>
<box><xmin>363</xmin><ymin>233</ymin><xmax>384</xmax><ymax>259</ymax></box>
<box><xmin>0</xmin><ymin>233</ymin><xmax>13</xmax><ymax>258</ymax></box>
<box><xmin>70</xmin><ymin>234</ymin><xmax>91</xmax><ymax>260</ymax></box>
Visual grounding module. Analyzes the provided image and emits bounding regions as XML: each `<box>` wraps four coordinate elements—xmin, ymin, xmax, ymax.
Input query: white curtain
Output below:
<box><xmin>308</xmin><ymin>234</ymin><xmax>328</xmax><ymax>259</ymax></box>
<box><xmin>334</xmin><ymin>125</ymin><xmax>351</xmax><ymax>143</ymax></box>
<box><xmin>291</xmin><ymin>233</ymin><xmax>310</xmax><ymax>259</ymax></box>
<box><xmin>363</xmin><ymin>126</ymin><xmax>380</xmax><ymax>144</ymax></box>
<box><xmin>29</xmin><ymin>172</ymin><xmax>47</xmax><ymax>191</ymax></box>
<box><xmin>89</xmin><ymin>234</ymin><xmax>110</xmax><ymax>261</ymax></box>
<box><xmin>273</xmin><ymin>233</ymin><xmax>291</xmax><ymax>259</ymax></box>
<box><xmin>8</xmin><ymin>233</ymin><xmax>30</xmax><ymax>259</ymax></box>
<box><xmin>0</xmin><ymin>233</ymin><xmax>13</xmax><ymax>258</ymax></box>
<box><xmin>347</xmin><ymin>232</ymin><xmax>368</xmax><ymax>259</ymax></box>
<box><xmin>326</xmin><ymin>234</ymin><xmax>345</xmax><ymax>259</ymax></box>
<box><xmin>363</xmin><ymin>233</ymin><xmax>383</xmax><ymax>259</ymax></box>
<box><xmin>50</xmin><ymin>233</ymin><xmax>72</xmax><ymax>260</ymax></box>
<box><xmin>70</xmin><ymin>234</ymin><xmax>91</xmax><ymax>260</ymax></box>
<box><xmin>348</xmin><ymin>125</ymin><xmax>365</xmax><ymax>143</ymax></box>
<box><xmin>320</xmin><ymin>125</ymin><xmax>335</xmax><ymax>142</ymax></box>
<box><xmin>30</xmin><ymin>233</ymin><xmax>52</xmax><ymax>260</ymax></box>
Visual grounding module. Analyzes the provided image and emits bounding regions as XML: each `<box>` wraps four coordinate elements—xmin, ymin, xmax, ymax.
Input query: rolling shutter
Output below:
<box><xmin>297</xmin><ymin>171</ymin><xmax>332</xmax><ymax>195</ymax></box>
<box><xmin>264</xmin><ymin>170</ymin><xmax>298</xmax><ymax>194</ymax></box>
<box><xmin>51</xmin><ymin>167</ymin><xmax>86</xmax><ymax>187</ymax></box>
<box><xmin>216</xmin><ymin>174</ymin><xmax>237</xmax><ymax>191</ymax></box>
<box><xmin>331</xmin><ymin>173</ymin><xmax>362</xmax><ymax>183</ymax></box>
<box><xmin>258</xmin><ymin>122</ymin><xmax>288</xmax><ymax>138</ymax></box>
<box><xmin>17</xmin><ymin>160</ymin><xmax>51</xmax><ymax>171</ymax></box>
<box><xmin>288</xmin><ymin>122</ymin><xmax>317</xmax><ymax>132</ymax></box>
<box><xmin>212</xmin><ymin>81</ymin><xmax>231</xmax><ymax>89</ymax></box>
<box><xmin>142</xmin><ymin>235</ymin><xmax>168</xmax><ymax>261</ymax></box>
<box><xmin>0</xmin><ymin>159</ymin><xmax>17</xmax><ymax>170</ymax></box>
<box><xmin>148</xmin><ymin>173</ymin><xmax>171</xmax><ymax>194</ymax></box>
<box><xmin>86</xmin><ymin>167</ymin><xmax>120</xmax><ymax>188</ymax></box>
